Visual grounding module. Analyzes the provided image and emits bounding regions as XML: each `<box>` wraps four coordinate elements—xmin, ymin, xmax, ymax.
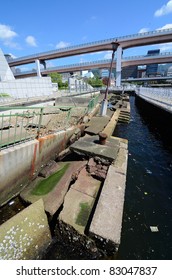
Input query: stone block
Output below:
<box><xmin>89</xmin><ymin>165</ymin><xmax>126</xmax><ymax>253</ymax></box>
<box><xmin>59</xmin><ymin>188</ymin><xmax>95</xmax><ymax>235</ymax></box>
<box><xmin>0</xmin><ymin>199</ymin><xmax>51</xmax><ymax>260</ymax></box>
<box><xmin>20</xmin><ymin>161</ymin><xmax>87</xmax><ymax>216</ymax></box>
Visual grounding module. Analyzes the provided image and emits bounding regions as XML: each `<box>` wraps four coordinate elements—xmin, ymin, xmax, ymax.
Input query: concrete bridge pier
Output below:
<box><xmin>35</xmin><ymin>59</ymin><xmax>42</xmax><ymax>77</ymax></box>
<box><xmin>116</xmin><ymin>46</ymin><xmax>122</xmax><ymax>87</ymax></box>
<box><xmin>40</xmin><ymin>60</ymin><xmax>46</xmax><ymax>70</ymax></box>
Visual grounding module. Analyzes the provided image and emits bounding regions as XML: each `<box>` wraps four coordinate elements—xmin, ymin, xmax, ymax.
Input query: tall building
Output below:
<box><xmin>122</xmin><ymin>65</ymin><xmax>138</xmax><ymax>79</ymax></box>
<box><xmin>146</xmin><ymin>49</ymin><xmax>160</xmax><ymax>77</ymax></box>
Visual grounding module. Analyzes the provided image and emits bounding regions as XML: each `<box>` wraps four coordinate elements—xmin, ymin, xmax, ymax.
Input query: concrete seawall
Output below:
<box><xmin>0</xmin><ymin>126</ymin><xmax>82</xmax><ymax>206</ymax></box>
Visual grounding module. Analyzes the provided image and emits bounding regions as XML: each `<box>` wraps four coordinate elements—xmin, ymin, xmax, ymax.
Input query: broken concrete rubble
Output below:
<box><xmin>0</xmin><ymin>92</ymin><xmax>130</xmax><ymax>259</ymax></box>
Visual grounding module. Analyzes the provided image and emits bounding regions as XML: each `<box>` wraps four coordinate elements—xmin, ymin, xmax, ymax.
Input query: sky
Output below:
<box><xmin>1</xmin><ymin>0</ymin><xmax>172</xmax><ymax>70</ymax></box>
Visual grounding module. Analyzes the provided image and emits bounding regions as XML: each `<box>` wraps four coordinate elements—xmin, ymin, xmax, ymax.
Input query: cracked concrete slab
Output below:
<box><xmin>89</xmin><ymin>165</ymin><xmax>127</xmax><ymax>251</ymax></box>
<box><xmin>70</xmin><ymin>135</ymin><xmax>119</xmax><ymax>162</ymax></box>
<box><xmin>20</xmin><ymin>161</ymin><xmax>87</xmax><ymax>216</ymax></box>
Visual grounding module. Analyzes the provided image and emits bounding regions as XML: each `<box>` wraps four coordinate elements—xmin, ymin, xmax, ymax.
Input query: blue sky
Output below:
<box><xmin>1</xmin><ymin>0</ymin><xmax>172</xmax><ymax>69</ymax></box>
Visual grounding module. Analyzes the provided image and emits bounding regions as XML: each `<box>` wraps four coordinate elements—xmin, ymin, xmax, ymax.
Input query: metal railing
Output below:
<box><xmin>10</xmin><ymin>28</ymin><xmax>172</xmax><ymax>64</ymax></box>
<box><xmin>0</xmin><ymin>94</ymin><xmax>100</xmax><ymax>149</ymax></box>
<box><xmin>13</xmin><ymin>51</ymin><xmax>172</xmax><ymax>78</ymax></box>
<box><xmin>87</xmin><ymin>94</ymin><xmax>100</xmax><ymax>112</ymax></box>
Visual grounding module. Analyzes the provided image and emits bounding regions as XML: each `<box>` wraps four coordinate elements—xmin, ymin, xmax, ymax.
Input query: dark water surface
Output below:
<box><xmin>116</xmin><ymin>96</ymin><xmax>172</xmax><ymax>260</ymax></box>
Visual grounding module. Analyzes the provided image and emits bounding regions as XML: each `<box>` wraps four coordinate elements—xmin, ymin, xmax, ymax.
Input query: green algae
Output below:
<box><xmin>31</xmin><ymin>163</ymin><xmax>70</xmax><ymax>196</ymax></box>
<box><xmin>76</xmin><ymin>202</ymin><xmax>92</xmax><ymax>226</ymax></box>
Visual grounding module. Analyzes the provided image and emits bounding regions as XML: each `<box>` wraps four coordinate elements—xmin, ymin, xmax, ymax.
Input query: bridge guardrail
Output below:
<box><xmin>10</xmin><ymin>28</ymin><xmax>172</xmax><ymax>64</ymax></box>
<box><xmin>0</xmin><ymin>94</ymin><xmax>100</xmax><ymax>149</ymax></box>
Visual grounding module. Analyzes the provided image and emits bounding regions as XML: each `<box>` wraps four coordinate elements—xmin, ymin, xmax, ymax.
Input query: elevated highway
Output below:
<box><xmin>9</xmin><ymin>28</ymin><xmax>172</xmax><ymax>67</ymax></box>
<box><xmin>14</xmin><ymin>52</ymin><xmax>172</xmax><ymax>78</ymax></box>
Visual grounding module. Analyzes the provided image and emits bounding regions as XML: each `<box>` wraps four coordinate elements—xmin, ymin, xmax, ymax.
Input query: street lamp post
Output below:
<box><xmin>100</xmin><ymin>47</ymin><xmax>115</xmax><ymax>116</ymax></box>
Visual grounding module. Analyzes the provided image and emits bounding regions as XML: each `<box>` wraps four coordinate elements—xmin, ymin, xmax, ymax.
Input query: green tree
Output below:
<box><xmin>87</xmin><ymin>77</ymin><xmax>103</xmax><ymax>88</ymax></box>
<box><xmin>48</xmin><ymin>72</ymin><xmax>68</xmax><ymax>89</ymax></box>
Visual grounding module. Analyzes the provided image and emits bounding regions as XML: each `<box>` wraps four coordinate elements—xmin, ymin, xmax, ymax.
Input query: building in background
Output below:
<box><xmin>146</xmin><ymin>49</ymin><xmax>160</xmax><ymax>77</ymax></box>
<box><xmin>122</xmin><ymin>65</ymin><xmax>138</xmax><ymax>79</ymax></box>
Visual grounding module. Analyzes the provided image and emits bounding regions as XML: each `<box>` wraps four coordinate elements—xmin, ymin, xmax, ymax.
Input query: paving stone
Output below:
<box><xmin>85</xmin><ymin>116</ymin><xmax>110</xmax><ymax>135</ymax></box>
<box><xmin>28</xmin><ymin>115</ymin><xmax>52</xmax><ymax>128</ymax></box>
<box><xmin>112</xmin><ymin>145</ymin><xmax>128</xmax><ymax>175</ymax></box>
<box><xmin>70</xmin><ymin>136</ymin><xmax>119</xmax><ymax>162</ymax></box>
<box><xmin>59</xmin><ymin>188</ymin><xmax>95</xmax><ymax>235</ymax></box>
<box><xmin>71</xmin><ymin>167</ymin><xmax>101</xmax><ymax>198</ymax></box>
<box><xmin>89</xmin><ymin>165</ymin><xmax>126</xmax><ymax>251</ymax></box>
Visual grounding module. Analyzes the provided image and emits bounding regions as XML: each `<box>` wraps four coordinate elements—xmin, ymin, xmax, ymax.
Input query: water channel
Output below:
<box><xmin>116</xmin><ymin>96</ymin><xmax>172</xmax><ymax>260</ymax></box>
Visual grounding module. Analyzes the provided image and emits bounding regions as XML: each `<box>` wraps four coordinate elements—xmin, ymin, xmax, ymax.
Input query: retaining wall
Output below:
<box><xmin>0</xmin><ymin>126</ymin><xmax>79</xmax><ymax>206</ymax></box>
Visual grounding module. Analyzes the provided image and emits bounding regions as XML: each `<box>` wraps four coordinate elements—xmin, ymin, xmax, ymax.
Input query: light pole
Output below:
<box><xmin>100</xmin><ymin>47</ymin><xmax>115</xmax><ymax>116</ymax></box>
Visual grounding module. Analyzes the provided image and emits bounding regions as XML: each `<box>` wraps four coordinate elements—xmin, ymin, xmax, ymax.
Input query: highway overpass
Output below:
<box><xmin>13</xmin><ymin>52</ymin><xmax>172</xmax><ymax>78</ymax></box>
<box><xmin>9</xmin><ymin>28</ymin><xmax>172</xmax><ymax>67</ymax></box>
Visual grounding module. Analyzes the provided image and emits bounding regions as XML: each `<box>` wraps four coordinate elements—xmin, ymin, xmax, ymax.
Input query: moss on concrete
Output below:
<box><xmin>76</xmin><ymin>202</ymin><xmax>92</xmax><ymax>226</ymax></box>
<box><xmin>31</xmin><ymin>163</ymin><xmax>70</xmax><ymax>196</ymax></box>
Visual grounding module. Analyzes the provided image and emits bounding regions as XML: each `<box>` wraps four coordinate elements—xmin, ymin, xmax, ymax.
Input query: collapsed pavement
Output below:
<box><xmin>0</xmin><ymin>93</ymin><xmax>130</xmax><ymax>259</ymax></box>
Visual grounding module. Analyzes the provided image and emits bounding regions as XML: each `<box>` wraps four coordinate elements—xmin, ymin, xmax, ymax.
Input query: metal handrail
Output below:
<box><xmin>0</xmin><ymin>95</ymin><xmax>99</xmax><ymax>149</ymax></box>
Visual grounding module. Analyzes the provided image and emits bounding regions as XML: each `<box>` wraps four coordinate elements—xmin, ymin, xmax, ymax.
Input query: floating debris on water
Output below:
<box><xmin>8</xmin><ymin>201</ymin><xmax>15</xmax><ymax>206</ymax></box>
<box><xmin>150</xmin><ymin>226</ymin><xmax>159</xmax><ymax>232</ymax></box>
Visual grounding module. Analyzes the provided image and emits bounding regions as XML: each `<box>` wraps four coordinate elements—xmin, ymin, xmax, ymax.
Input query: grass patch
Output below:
<box><xmin>0</xmin><ymin>93</ymin><xmax>11</xmax><ymax>97</ymax></box>
<box><xmin>75</xmin><ymin>202</ymin><xmax>92</xmax><ymax>226</ymax></box>
<box><xmin>31</xmin><ymin>163</ymin><xmax>70</xmax><ymax>196</ymax></box>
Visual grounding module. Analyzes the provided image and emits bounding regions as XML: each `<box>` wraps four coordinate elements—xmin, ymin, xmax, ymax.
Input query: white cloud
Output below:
<box><xmin>0</xmin><ymin>24</ymin><xmax>18</xmax><ymax>40</ymax></box>
<box><xmin>25</xmin><ymin>35</ymin><xmax>37</xmax><ymax>47</ymax></box>
<box><xmin>138</xmin><ymin>28</ymin><xmax>150</xmax><ymax>33</ymax></box>
<box><xmin>4</xmin><ymin>40</ymin><xmax>21</xmax><ymax>49</ymax></box>
<box><xmin>156</xmin><ymin>23</ymin><xmax>172</xmax><ymax>30</ymax></box>
<box><xmin>8</xmin><ymin>53</ymin><xmax>17</xmax><ymax>58</ymax></box>
<box><xmin>56</xmin><ymin>41</ymin><xmax>70</xmax><ymax>49</ymax></box>
<box><xmin>0</xmin><ymin>23</ymin><xmax>20</xmax><ymax>49</ymax></box>
<box><xmin>154</xmin><ymin>0</ymin><xmax>172</xmax><ymax>17</ymax></box>
<box><xmin>104</xmin><ymin>51</ymin><xmax>112</xmax><ymax>59</ymax></box>
<box><xmin>158</xmin><ymin>42</ymin><xmax>172</xmax><ymax>51</ymax></box>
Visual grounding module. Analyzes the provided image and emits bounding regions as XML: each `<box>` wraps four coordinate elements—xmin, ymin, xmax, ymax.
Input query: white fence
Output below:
<box><xmin>136</xmin><ymin>87</ymin><xmax>172</xmax><ymax>113</ymax></box>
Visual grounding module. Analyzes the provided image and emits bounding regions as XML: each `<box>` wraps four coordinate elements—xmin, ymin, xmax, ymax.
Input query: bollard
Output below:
<box><xmin>99</xmin><ymin>132</ymin><xmax>107</xmax><ymax>145</ymax></box>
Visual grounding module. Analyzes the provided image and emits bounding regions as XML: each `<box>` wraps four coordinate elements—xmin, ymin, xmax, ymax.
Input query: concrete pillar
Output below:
<box><xmin>79</xmin><ymin>80</ymin><xmax>81</xmax><ymax>92</ymax></box>
<box><xmin>75</xmin><ymin>79</ymin><xmax>78</xmax><ymax>92</ymax></box>
<box><xmin>82</xmin><ymin>80</ymin><xmax>85</xmax><ymax>91</ymax></box>
<box><xmin>116</xmin><ymin>46</ymin><xmax>122</xmax><ymax>87</ymax></box>
<box><xmin>68</xmin><ymin>77</ymin><xmax>71</xmax><ymax>93</ymax></box>
<box><xmin>40</xmin><ymin>60</ymin><xmax>46</xmax><ymax>69</ymax></box>
<box><xmin>35</xmin><ymin>59</ymin><xmax>41</xmax><ymax>77</ymax></box>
